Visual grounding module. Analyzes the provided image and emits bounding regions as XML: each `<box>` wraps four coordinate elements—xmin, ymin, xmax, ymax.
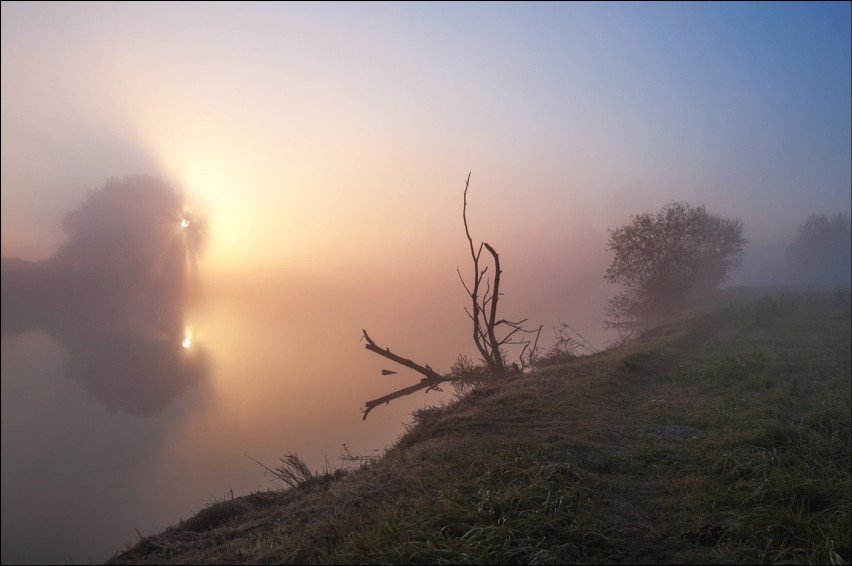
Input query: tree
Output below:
<box><xmin>359</xmin><ymin>173</ymin><xmax>540</xmax><ymax>419</ymax></box>
<box><xmin>457</xmin><ymin>173</ymin><xmax>540</xmax><ymax>379</ymax></box>
<box><xmin>1</xmin><ymin>175</ymin><xmax>210</xmax><ymax>415</ymax></box>
<box><xmin>787</xmin><ymin>213</ymin><xmax>851</xmax><ymax>288</ymax></box>
<box><xmin>604</xmin><ymin>201</ymin><xmax>746</xmax><ymax>332</ymax></box>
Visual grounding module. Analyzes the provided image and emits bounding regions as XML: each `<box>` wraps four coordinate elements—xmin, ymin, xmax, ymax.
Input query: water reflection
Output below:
<box><xmin>1</xmin><ymin>175</ymin><xmax>209</xmax><ymax>415</ymax></box>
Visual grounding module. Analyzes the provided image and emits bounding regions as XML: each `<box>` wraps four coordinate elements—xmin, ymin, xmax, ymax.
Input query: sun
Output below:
<box><xmin>181</xmin><ymin>217</ymin><xmax>190</xmax><ymax>228</ymax></box>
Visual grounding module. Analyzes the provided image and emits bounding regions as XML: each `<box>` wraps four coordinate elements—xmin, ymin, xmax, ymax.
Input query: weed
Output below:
<box><xmin>245</xmin><ymin>451</ymin><xmax>334</xmax><ymax>489</ymax></box>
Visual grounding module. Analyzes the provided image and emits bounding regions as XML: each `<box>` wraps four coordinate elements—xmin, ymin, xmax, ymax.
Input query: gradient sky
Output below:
<box><xmin>3</xmin><ymin>2</ymin><xmax>850</xmax><ymax>274</ymax></box>
<box><xmin>1</xmin><ymin>3</ymin><xmax>850</xmax><ymax>563</ymax></box>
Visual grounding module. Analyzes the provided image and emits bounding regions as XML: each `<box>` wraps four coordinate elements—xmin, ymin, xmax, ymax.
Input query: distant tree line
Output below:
<box><xmin>787</xmin><ymin>213</ymin><xmax>851</xmax><ymax>289</ymax></box>
<box><xmin>601</xmin><ymin>202</ymin><xmax>851</xmax><ymax>338</ymax></box>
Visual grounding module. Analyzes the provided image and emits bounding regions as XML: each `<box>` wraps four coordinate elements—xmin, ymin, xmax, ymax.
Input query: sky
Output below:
<box><xmin>3</xmin><ymin>2</ymin><xmax>849</xmax><ymax>277</ymax></box>
<box><xmin>1</xmin><ymin>2</ymin><xmax>850</xmax><ymax>563</ymax></box>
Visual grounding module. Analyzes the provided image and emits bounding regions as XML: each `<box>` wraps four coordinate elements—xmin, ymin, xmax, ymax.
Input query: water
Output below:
<box><xmin>1</xmin><ymin>269</ymin><xmax>467</xmax><ymax>565</ymax></box>
<box><xmin>0</xmin><ymin>178</ymin><xmax>610</xmax><ymax>564</ymax></box>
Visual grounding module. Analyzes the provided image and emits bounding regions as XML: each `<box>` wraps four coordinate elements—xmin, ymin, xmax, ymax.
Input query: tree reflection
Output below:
<box><xmin>1</xmin><ymin>175</ymin><xmax>210</xmax><ymax>415</ymax></box>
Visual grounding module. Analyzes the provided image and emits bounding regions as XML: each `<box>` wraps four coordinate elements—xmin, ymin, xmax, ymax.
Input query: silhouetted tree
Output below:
<box><xmin>457</xmin><ymin>173</ymin><xmax>540</xmax><ymax>379</ymax></box>
<box><xmin>604</xmin><ymin>201</ymin><xmax>746</xmax><ymax>333</ymax></box>
<box><xmin>787</xmin><ymin>213</ymin><xmax>851</xmax><ymax>288</ymax></box>
<box><xmin>1</xmin><ymin>175</ymin><xmax>210</xmax><ymax>415</ymax></box>
<box><xmin>360</xmin><ymin>173</ymin><xmax>539</xmax><ymax>419</ymax></box>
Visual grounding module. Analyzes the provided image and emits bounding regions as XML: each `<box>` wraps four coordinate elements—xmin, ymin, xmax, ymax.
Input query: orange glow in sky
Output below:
<box><xmin>1</xmin><ymin>3</ymin><xmax>849</xmax><ymax>564</ymax></box>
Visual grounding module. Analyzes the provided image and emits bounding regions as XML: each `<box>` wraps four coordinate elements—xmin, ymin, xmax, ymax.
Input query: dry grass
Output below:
<box><xmin>106</xmin><ymin>287</ymin><xmax>851</xmax><ymax>565</ymax></box>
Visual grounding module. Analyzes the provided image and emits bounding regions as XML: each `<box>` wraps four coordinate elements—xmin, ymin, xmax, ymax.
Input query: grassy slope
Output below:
<box><xmin>107</xmin><ymin>288</ymin><xmax>851</xmax><ymax>565</ymax></box>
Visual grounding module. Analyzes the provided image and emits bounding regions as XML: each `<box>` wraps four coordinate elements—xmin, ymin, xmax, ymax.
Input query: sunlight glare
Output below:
<box><xmin>181</xmin><ymin>218</ymin><xmax>190</xmax><ymax>228</ymax></box>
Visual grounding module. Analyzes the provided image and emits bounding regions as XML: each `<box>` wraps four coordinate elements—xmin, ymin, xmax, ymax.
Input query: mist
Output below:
<box><xmin>2</xmin><ymin>2</ymin><xmax>850</xmax><ymax>564</ymax></box>
<box><xmin>2</xmin><ymin>175</ymin><xmax>209</xmax><ymax>414</ymax></box>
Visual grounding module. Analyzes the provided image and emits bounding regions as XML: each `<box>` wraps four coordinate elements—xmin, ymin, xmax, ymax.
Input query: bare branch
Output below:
<box><xmin>498</xmin><ymin>326</ymin><xmax>523</xmax><ymax>344</ymax></box>
<box><xmin>529</xmin><ymin>324</ymin><xmax>542</xmax><ymax>354</ymax></box>
<box><xmin>456</xmin><ymin>266</ymin><xmax>474</xmax><ymax>297</ymax></box>
<box><xmin>362</xmin><ymin>330</ymin><xmax>443</xmax><ymax>382</ymax></box>
<box><xmin>519</xmin><ymin>324</ymin><xmax>543</xmax><ymax>372</ymax></box>
<box><xmin>359</xmin><ymin>172</ymin><xmax>546</xmax><ymax>418</ymax></box>
<box><xmin>482</xmin><ymin>242</ymin><xmax>507</xmax><ymax>377</ymax></box>
<box><xmin>361</xmin><ymin>329</ymin><xmax>451</xmax><ymax>420</ymax></box>
<box><xmin>462</xmin><ymin>172</ymin><xmax>476</xmax><ymax>259</ymax></box>
<box><xmin>494</xmin><ymin>318</ymin><xmax>529</xmax><ymax>327</ymax></box>
<box><xmin>362</xmin><ymin>374</ymin><xmax>449</xmax><ymax>420</ymax></box>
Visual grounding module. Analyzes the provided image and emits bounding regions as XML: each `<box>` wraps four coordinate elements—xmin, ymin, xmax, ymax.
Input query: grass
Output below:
<box><xmin>339</xmin><ymin>443</ymin><xmax>602</xmax><ymax>565</ymax></box>
<box><xmin>244</xmin><ymin>451</ymin><xmax>332</xmax><ymax>490</ymax></box>
<box><xmin>107</xmin><ymin>287</ymin><xmax>851</xmax><ymax>565</ymax></box>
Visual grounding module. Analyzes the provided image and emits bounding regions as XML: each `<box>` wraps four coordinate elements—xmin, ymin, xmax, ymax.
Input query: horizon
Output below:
<box><xmin>2</xmin><ymin>2</ymin><xmax>850</xmax><ymax>564</ymax></box>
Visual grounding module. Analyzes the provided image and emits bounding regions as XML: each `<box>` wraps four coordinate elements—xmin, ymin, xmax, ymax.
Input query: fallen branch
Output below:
<box><xmin>361</xmin><ymin>329</ymin><xmax>451</xmax><ymax>420</ymax></box>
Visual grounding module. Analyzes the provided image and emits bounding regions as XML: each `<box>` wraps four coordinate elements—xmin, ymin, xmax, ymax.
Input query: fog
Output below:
<box><xmin>2</xmin><ymin>3</ymin><xmax>850</xmax><ymax>564</ymax></box>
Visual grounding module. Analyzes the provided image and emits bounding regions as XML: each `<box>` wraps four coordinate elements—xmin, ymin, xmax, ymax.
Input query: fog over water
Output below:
<box><xmin>2</xmin><ymin>3</ymin><xmax>850</xmax><ymax>564</ymax></box>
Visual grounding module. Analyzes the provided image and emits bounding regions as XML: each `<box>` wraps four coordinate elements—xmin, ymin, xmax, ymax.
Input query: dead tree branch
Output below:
<box><xmin>361</xmin><ymin>330</ymin><xmax>451</xmax><ymax>420</ymax></box>
<box><xmin>458</xmin><ymin>173</ymin><xmax>541</xmax><ymax>379</ymax></box>
<box><xmin>359</xmin><ymin>172</ymin><xmax>541</xmax><ymax>419</ymax></box>
<box><xmin>460</xmin><ymin>174</ymin><xmax>510</xmax><ymax>379</ymax></box>
<box><xmin>519</xmin><ymin>324</ymin><xmax>543</xmax><ymax>371</ymax></box>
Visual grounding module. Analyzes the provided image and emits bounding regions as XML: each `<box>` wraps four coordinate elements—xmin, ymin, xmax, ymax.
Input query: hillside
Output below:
<box><xmin>107</xmin><ymin>288</ymin><xmax>851</xmax><ymax>565</ymax></box>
